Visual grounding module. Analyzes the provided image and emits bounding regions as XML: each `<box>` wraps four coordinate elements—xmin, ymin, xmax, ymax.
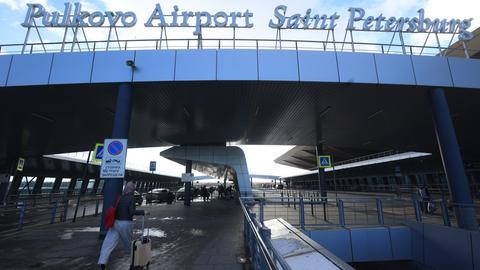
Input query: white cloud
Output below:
<box><xmin>0</xmin><ymin>0</ymin><xmax>50</xmax><ymax>10</ymax></box>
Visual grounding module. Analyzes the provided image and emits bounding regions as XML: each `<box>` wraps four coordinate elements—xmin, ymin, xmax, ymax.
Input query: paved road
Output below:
<box><xmin>0</xmin><ymin>197</ymin><xmax>250</xmax><ymax>270</ymax></box>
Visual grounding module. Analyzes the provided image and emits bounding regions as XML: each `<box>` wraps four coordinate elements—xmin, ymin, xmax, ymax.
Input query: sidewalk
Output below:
<box><xmin>0</xmin><ymin>198</ymin><xmax>250</xmax><ymax>270</ymax></box>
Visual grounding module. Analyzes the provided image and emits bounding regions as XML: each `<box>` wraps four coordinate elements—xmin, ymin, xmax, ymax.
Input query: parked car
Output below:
<box><xmin>146</xmin><ymin>188</ymin><xmax>175</xmax><ymax>204</ymax></box>
<box><xmin>134</xmin><ymin>191</ymin><xmax>143</xmax><ymax>206</ymax></box>
<box><xmin>175</xmin><ymin>187</ymin><xmax>199</xmax><ymax>200</ymax></box>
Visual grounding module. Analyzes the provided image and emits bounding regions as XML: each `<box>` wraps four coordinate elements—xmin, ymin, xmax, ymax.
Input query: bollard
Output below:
<box><xmin>51</xmin><ymin>201</ymin><xmax>58</xmax><ymax>224</ymax></box>
<box><xmin>281</xmin><ymin>191</ymin><xmax>284</xmax><ymax>205</ymax></box>
<box><xmin>338</xmin><ymin>199</ymin><xmax>345</xmax><ymax>226</ymax></box>
<box><xmin>441</xmin><ymin>200</ymin><xmax>451</xmax><ymax>227</ymax></box>
<box><xmin>95</xmin><ymin>198</ymin><xmax>100</xmax><ymax>216</ymax></box>
<box><xmin>287</xmin><ymin>192</ymin><xmax>290</xmax><ymax>207</ymax></box>
<box><xmin>376</xmin><ymin>198</ymin><xmax>385</xmax><ymax>225</ymax></box>
<box><xmin>414</xmin><ymin>199</ymin><xmax>422</xmax><ymax>222</ymax></box>
<box><xmin>299</xmin><ymin>197</ymin><xmax>305</xmax><ymax>230</ymax></box>
<box><xmin>17</xmin><ymin>203</ymin><xmax>26</xmax><ymax>230</ymax></box>
<box><xmin>82</xmin><ymin>205</ymin><xmax>86</xmax><ymax>218</ymax></box>
<box><xmin>259</xmin><ymin>199</ymin><xmax>264</xmax><ymax>225</ymax></box>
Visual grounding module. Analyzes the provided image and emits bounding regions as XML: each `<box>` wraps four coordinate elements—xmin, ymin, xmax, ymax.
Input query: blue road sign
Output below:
<box><xmin>93</xmin><ymin>144</ymin><xmax>104</xmax><ymax>161</ymax></box>
<box><xmin>149</xmin><ymin>161</ymin><xmax>156</xmax><ymax>172</ymax></box>
<box><xmin>108</xmin><ymin>140</ymin><xmax>124</xmax><ymax>156</ymax></box>
<box><xmin>317</xmin><ymin>155</ymin><xmax>332</xmax><ymax>168</ymax></box>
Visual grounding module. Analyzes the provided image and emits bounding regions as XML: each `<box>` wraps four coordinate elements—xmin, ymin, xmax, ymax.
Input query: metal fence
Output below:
<box><xmin>0</xmin><ymin>193</ymin><xmax>103</xmax><ymax>234</ymax></box>
<box><xmin>0</xmin><ymin>37</ymin><xmax>478</xmax><ymax>58</ymax></box>
<box><xmin>241</xmin><ymin>189</ymin><xmax>479</xmax><ymax>230</ymax></box>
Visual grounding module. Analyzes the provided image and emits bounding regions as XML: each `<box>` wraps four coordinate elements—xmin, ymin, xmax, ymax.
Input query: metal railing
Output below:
<box><xmin>282</xmin><ymin>182</ymin><xmax>473</xmax><ymax>199</ymax></box>
<box><xmin>0</xmin><ymin>193</ymin><xmax>103</xmax><ymax>233</ymax></box>
<box><xmin>240</xmin><ymin>197</ymin><xmax>292</xmax><ymax>270</ymax></box>
<box><xmin>0</xmin><ymin>37</ymin><xmax>478</xmax><ymax>58</ymax></box>
<box><xmin>241</xmin><ymin>189</ymin><xmax>479</xmax><ymax>230</ymax></box>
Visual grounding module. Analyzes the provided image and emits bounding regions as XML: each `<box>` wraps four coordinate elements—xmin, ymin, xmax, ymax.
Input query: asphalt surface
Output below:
<box><xmin>0</xmin><ymin>197</ymin><xmax>250</xmax><ymax>270</ymax></box>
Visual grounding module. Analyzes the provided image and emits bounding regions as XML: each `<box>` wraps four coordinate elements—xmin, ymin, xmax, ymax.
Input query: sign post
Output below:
<box><xmin>100</xmin><ymin>139</ymin><xmax>128</xmax><ymax>178</ymax></box>
<box><xmin>317</xmin><ymin>155</ymin><xmax>338</xmax><ymax>199</ymax></box>
<box><xmin>317</xmin><ymin>155</ymin><xmax>332</xmax><ymax>168</ymax></box>
<box><xmin>181</xmin><ymin>173</ymin><xmax>194</xmax><ymax>182</ymax></box>
<box><xmin>149</xmin><ymin>161</ymin><xmax>156</xmax><ymax>173</ymax></box>
<box><xmin>16</xmin><ymin>158</ymin><xmax>25</xmax><ymax>172</ymax></box>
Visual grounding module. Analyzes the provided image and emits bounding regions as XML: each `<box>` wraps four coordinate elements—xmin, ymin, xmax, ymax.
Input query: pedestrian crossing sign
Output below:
<box><xmin>317</xmin><ymin>155</ymin><xmax>332</xmax><ymax>168</ymax></box>
<box><xmin>93</xmin><ymin>143</ymin><xmax>104</xmax><ymax>162</ymax></box>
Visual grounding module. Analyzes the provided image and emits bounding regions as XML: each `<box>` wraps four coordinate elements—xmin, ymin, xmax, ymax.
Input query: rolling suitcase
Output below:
<box><xmin>131</xmin><ymin>215</ymin><xmax>151</xmax><ymax>270</ymax></box>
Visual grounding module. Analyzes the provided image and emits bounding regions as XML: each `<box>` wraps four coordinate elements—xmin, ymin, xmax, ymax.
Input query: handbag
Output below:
<box><xmin>104</xmin><ymin>196</ymin><xmax>122</xmax><ymax>229</ymax></box>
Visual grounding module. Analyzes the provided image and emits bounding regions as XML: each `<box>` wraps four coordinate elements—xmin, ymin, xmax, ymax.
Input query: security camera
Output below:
<box><xmin>126</xmin><ymin>60</ymin><xmax>136</xmax><ymax>68</ymax></box>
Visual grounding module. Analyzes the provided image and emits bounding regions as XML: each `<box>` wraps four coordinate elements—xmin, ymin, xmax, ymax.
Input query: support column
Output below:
<box><xmin>51</xmin><ymin>177</ymin><xmax>63</xmax><ymax>194</ymax></box>
<box><xmin>79</xmin><ymin>178</ymin><xmax>89</xmax><ymax>195</ymax></box>
<box><xmin>0</xmin><ymin>174</ymin><xmax>10</xmax><ymax>204</ymax></box>
<box><xmin>67</xmin><ymin>178</ymin><xmax>77</xmax><ymax>196</ymax></box>
<box><xmin>91</xmin><ymin>178</ymin><xmax>100</xmax><ymax>195</ymax></box>
<box><xmin>148</xmin><ymin>182</ymin><xmax>153</xmax><ymax>191</ymax></box>
<box><xmin>185</xmin><ymin>160</ymin><xmax>192</xmax><ymax>206</ymax></box>
<box><xmin>8</xmin><ymin>174</ymin><xmax>23</xmax><ymax>197</ymax></box>
<box><xmin>32</xmin><ymin>176</ymin><xmax>45</xmax><ymax>194</ymax></box>
<box><xmin>100</xmin><ymin>83</ymin><xmax>133</xmax><ymax>235</ymax></box>
<box><xmin>429</xmin><ymin>88</ymin><xmax>478</xmax><ymax>230</ymax></box>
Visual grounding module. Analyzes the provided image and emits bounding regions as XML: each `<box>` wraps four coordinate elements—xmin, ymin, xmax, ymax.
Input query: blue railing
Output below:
<box><xmin>0</xmin><ymin>194</ymin><xmax>103</xmax><ymax>234</ymax></box>
<box><xmin>240</xmin><ymin>198</ymin><xmax>292</xmax><ymax>270</ymax></box>
<box><xmin>242</xmin><ymin>189</ymin><xmax>479</xmax><ymax>230</ymax></box>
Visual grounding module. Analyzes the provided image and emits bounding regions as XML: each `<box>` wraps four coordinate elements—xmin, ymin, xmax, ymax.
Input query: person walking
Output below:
<box><xmin>98</xmin><ymin>182</ymin><xmax>145</xmax><ymax>270</ymax></box>
<box><xmin>418</xmin><ymin>184</ymin><xmax>431</xmax><ymax>214</ymax></box>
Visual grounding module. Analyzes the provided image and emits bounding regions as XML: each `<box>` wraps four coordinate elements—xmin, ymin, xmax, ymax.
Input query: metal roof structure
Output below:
<box><xmin>0</xmin><ymin>29</ymin><xmax>479</xmax><ymax>174</ymax></box>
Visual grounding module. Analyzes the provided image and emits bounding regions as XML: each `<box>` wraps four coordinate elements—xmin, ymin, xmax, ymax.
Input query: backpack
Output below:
<box><xmin>104</xmin><ymin>196</ymin><xmax>122</xmax><ymax>230</ymax></box>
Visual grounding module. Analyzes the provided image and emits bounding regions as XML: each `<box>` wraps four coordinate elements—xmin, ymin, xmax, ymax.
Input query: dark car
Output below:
<box><xmin>146</xmin><ymin>188</ymin><xmax>175</xmax><ymax>204</ymax></box>
<box><xmin>134</xmin><ymin>191</ymin><xmax>143</xmax><ymax>206</ymax></box>
<box><xmin>175</xmin><ymin>187</ymin><xmax>200</xmax><ymax>200</ymax></box>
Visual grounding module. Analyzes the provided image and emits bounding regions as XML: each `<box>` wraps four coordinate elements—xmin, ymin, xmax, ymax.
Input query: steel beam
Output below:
<box><xmin>51</xmin><ymin>177</ymin><xmax>63</xmax><ymax>193</ymax></box>
<box><xmin>32</xmin><ymin>176</ymin><xmax>45</xmax><ymax>194</ymax></box>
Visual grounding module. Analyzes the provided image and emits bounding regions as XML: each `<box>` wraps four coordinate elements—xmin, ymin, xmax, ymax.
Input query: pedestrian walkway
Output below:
<box><xmin>0</xmin><ymin>198</ymin><xmax>250</xmax><ymax>270</ymax></box>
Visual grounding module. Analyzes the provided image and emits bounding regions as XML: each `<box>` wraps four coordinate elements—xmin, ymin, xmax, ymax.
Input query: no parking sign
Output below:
<box><xmin>100</xmin><ymin>139</ymin><xmax>128</xmax><ymax>178</ymax></box>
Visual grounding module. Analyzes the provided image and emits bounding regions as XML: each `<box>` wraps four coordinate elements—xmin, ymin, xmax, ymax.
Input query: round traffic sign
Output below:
<box><xmin>108</xmin><ymin>141</ymin><xmax>124</xmax><ymax>156</ymax></box>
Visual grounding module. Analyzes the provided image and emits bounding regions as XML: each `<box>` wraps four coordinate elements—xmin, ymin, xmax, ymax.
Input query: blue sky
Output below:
<box><xmin>1</xmin><ymin>0</ymin><xmax>478</xmax><ymax>177</ymax></box>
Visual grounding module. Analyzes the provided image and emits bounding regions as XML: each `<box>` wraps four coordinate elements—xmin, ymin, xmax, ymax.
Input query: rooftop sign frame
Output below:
<box><xmin>10</xmin><ymin>2</ymin><xmax>478</xmax><ymax>58</ymax></box>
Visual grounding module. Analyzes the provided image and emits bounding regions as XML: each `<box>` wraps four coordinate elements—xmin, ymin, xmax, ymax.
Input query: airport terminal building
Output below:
<box><xmin>0</xmin><ymin>3</ymin><xmax>479</xmax><ymax>270</ymax></box>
